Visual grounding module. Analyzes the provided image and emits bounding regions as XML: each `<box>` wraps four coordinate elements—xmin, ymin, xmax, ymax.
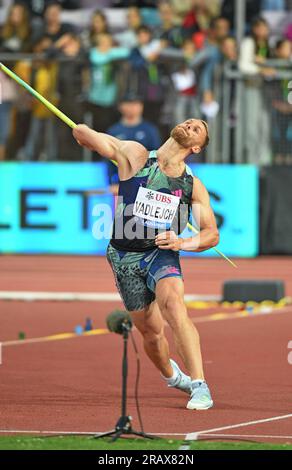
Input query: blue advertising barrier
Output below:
<box><xmin>0</xmin><ymin>163</ymin><xmax>259</xmax><ymax>257</ymax></box>
<box><xmin>188</xmin><ymin>164</ymin><xmax>259</xmax><ymax>257</ymax></box>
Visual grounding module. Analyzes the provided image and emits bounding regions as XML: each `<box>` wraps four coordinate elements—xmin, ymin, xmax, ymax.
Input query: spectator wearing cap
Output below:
<box><xmin>106</xmin><ymin>92</ymin><xmax>161</xmax><ymax>192</ymax></box>
<box><xmin>107</xmin><ymin>92</ymin><xmax>161</xmax><ymax>149</ymax></box>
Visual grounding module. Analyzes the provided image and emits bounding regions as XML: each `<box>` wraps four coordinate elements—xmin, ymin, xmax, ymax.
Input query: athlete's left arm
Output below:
<box><xmin>155</xmin><ymin>177</ymin><xmax>219</xmax><ymax>252</ymax></box>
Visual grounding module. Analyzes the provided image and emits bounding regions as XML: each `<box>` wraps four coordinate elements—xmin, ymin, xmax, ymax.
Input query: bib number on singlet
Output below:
<box><xmin>133</xmin><ymin>187</ymin><xmax>180</xmax><ymax>228</ymax></box>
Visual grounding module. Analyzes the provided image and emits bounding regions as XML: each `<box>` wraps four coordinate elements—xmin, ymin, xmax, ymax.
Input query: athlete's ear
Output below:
<box><xmin>191</xmin><ymin>146</ymin><xmax>201</xmax><ymax>154</ymax></box>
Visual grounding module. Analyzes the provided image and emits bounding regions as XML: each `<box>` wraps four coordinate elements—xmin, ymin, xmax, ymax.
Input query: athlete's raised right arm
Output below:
<box><xmin>72</xmin><ymin>124</ymin><xmax>148</xmax><ymax>178</ymax></box>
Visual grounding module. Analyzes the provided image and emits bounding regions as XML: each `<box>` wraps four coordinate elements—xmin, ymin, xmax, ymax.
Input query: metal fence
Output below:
<box><xmin>1</xmin><ymin>54</ymin><xmax>291</xmax><ymax>164</ymax></box>
<box><xmin>218</xmin><ymin>60</ymin><xmax>292</xmax><ymax>165</ymax></box>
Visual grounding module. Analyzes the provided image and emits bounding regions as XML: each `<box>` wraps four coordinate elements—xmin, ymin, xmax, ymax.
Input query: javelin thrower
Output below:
<box><xmin>72</xmin><ymin>119</ymin><xmax>218</xmax><ymax>410</ymax></box>
<box><xmin>1</xmin><ymin>62</ymin><xmax>235</xmax><ymax>410</ymax></box>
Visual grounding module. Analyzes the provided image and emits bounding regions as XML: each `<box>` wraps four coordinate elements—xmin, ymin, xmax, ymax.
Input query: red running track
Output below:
<box><xmin>0</xmin><ymin>255</ymin><xmax>292</xmax><ymax>443</ymax></box>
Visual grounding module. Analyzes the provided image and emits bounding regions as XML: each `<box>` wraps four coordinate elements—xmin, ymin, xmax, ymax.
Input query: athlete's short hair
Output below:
<box><xmin>201</xmin><ymin>120</ymin><xmax>210</xmax><ymax>150</ymax></box>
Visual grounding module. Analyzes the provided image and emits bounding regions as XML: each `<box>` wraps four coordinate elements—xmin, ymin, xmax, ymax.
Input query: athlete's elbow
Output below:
<box><xmin>210</xmin><ymin>230</ymin><xmax>220</xmax><ymax>248</ymax></box>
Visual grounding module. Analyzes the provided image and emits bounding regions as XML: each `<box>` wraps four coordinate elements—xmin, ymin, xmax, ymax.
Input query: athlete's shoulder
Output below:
<box><xmin>185</xmin><ymin>163</ymin><xmax>194</xmax><ymax>177</ymax></box>
<box><xmin>191</xmin><ymin>176</ymin><xmax>210</xmax><ymax>201</ymax></box>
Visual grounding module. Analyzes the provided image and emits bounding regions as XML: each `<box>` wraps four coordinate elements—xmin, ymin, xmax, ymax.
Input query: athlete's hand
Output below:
<box><xmin>155</xmin><ymin>231</ymin><xmax>183</xmax><ymax>251</ymax></box>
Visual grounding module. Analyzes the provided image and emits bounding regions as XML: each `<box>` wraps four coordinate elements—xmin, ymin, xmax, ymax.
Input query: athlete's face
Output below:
<box><xmin>171</xmin><ymin>119</ymin><xmax>208</xmax><ymax>153</ymax></box>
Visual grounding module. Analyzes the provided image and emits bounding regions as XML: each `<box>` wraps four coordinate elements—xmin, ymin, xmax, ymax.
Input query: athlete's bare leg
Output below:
<box><xmin>155</xmin><ymin>277</ymin><xmax>205</xmax><ymax>381</ymax></box>
<box><xmin>130</xmin><ymin>302</ymin><xmax>173</xmax><ymax>378</ymax></box>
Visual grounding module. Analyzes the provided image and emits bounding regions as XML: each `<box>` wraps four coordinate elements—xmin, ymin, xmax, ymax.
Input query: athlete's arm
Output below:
<box><xmin>182</xmin><ymin>177</ymin><xmax>219</xmax><ymax>252</ymax></box>
<box><xmin>72</xmin><ymin>124</ymin><xmax>148</xmax><ymax>179</ymax></box>
<box><xmin>155</xmin><ymin>177</ymin><xmax>219</xmax><ymax>252</ymax></box>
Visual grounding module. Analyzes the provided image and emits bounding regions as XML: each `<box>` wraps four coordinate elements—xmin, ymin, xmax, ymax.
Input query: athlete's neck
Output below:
<box><xmin>156</xmin><ymin>138</ymin><xmax>189</xmax><ymax>176</ymax></box>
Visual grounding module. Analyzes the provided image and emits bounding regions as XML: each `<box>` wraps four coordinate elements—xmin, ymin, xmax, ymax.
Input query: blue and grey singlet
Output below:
<box><xmin>110</xmin><ymin>150</ymin><xmax>194</xmax><ymax>252</ymax></box>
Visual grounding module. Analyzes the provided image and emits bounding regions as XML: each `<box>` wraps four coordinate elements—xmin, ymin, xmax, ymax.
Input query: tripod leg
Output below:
<box><xmin>93</xmin><ymin>430</ymin><xmax>116</xmax><ymax>439</ymax></box>
<box><xmin>111</xmin><ymin>430</ymin><xmax>123</xmax><ymax>443</ymax></box>
<box><xmin>128</xmin><ymin>430</ymin><xmax>156</xmax><ymax>440</ymax></box>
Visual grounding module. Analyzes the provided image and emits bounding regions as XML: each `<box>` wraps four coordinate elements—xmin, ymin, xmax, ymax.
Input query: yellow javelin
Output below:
<box><xmin>0</xmin><ymin>62</ymin><xmax>237</xmax><ymax>268</ymax></box>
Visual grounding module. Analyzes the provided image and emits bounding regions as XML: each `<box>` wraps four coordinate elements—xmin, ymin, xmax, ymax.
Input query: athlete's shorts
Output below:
<box><xmin>106</xmin><ymin>243</ymin><xmax>183</xmax><ymax>312</ymax></box>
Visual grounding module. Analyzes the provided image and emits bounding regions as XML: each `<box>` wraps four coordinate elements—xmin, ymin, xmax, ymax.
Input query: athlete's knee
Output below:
<box><xmin>159</xmin><ymin>293</ymin><xmax>187</xmax><ymax>329</ymax></box>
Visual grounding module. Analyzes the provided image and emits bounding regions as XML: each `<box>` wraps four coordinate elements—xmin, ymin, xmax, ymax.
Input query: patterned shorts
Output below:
<box><xmin>106</xmin><ymin>243</ymin><xmax>183</xmax><ymax>312</ymax></box>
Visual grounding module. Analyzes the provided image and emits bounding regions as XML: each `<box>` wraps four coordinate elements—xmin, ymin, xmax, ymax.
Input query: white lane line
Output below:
<box><xmin>0</xmin><ymin>291</ymin><xmax>220</xmax><ymax>302</ymax></box>
<box><xmin>186</xmin><ymin>413</ymin><xmax>292</xmax><ymax>441</ymax></box>
<box><xmin>0</xmin><ymin>291</ymin><xmax>121</xmax><ymax>302</ymax></box>
<box><xmin>197</xmin><ymin>433</ymin><xmax>292</xmax><ymax>440</ymax></box>
<box><xmin>0</xmin><ymin>430</ymin><xmax>291</xmax><ymax>441</ymax></box>
<box><xmin>0</xmin><ymin>430</ymin><xmax>186</xmax><ymax>436</ymax></box>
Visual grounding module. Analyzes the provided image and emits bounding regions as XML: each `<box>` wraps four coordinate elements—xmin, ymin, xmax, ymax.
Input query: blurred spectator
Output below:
<box><xmin>191</xmin><ymin>17</ymin><xmax>230</xmax><ymax>105</ymax></box>
<box><xmin>108</xmin><ymin>92</ymin><xmax>161</xmax><ymax>147</ymax></box>
<box><xmin>240</xmin><ymin>17</ymin><xmax>273</xmax><ymax>72</ymax></box>
<box><xmin>18</xmin><ymin>0</ymin><xmax>82</xmax><ymax>42</ymax></box>
<box><xmin>269</xmin><ymin>39</ymin><xmax>292</xmax><ymax>163</ymax></box>
<box><xmin>35</xmin><ymin>1</ymin><xmax>75</xmax><ymax>44</ymax></box>
<box><xmin>106</xmin><ymin>91</ymin><xmax>161</xmax><ymax>192</ymax></box>
<box><xmin>183</xmin><ymin>0</ymin><xmax>221</xmax><ymax>36</ymax></box>
<box><xmin>0</xmin><ymin>2</ymin><xmax>31</xmax><ymax>52</ymax></box>
<box><xmin>220</xmin><ymin>35</ymin><xmax>237</xmax><ymax>62</ymax></box>
<box><xmin>87</xmin><ymin>32</ymin><xmax>129</xmax><ymax>144</ymax></box>
<box><xmin>114</xmin><ymin>6</ymin><xmax>142</xmax><ymax>48</ymax></box>
<box><xmin>0</xmin><ymin>69</ymin><xmax>16</xmax><ymax>160</ymax></box>
<box><xmin>171</xmin><ymin>39</ymin><xmax>200</xmax><ymax>125</ymax></box>
<box><xmin>157</xmin><ymin>1</ymin><xmax>184</xmax><ymax>48</ymax></box>
<box><xmin>129</xmin><ymin>25</ymin><xmax>164</xmax><ymax>125</ymax></box>
<box><xmin>239</xmin><ymin>16</ymin><xmax>275</xmax><ymax>164</ymax></box>
<box><xmin>17</xmin><ymin>37</ymin><xmax>58</xmax><ymax>161</ymax></box>
<box><xmin>169</xmin><ymin>0</ymin><xmax>193</xmax><ymax>23</ymax></box>
<box><xmin>159</xmin><ymin>15</ymin><xmax>230</xmax><ymax>121</ymax></box>
<box><xmin>5</xmin><ymin>59</ymin><xmax>32</xmax><ymax>159</ymax></box>
<box><xmin>18</xmin><ymin>0</ymin><xmax>83</xmax><ymax>18</ymax></box>
<box><xmin>81</xmin><ymin>9</ymin><xmax>109</xmax><ymax>50</ymax></box>
<box><xmin>51</xmin><ymin>33</ymin><xmax>87</xmax><ymax>160</ymax></box>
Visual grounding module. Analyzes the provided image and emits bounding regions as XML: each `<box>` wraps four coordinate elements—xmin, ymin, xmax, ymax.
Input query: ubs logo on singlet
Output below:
<box><xmin>145</xmin><ymin>191</ymin><xmax>155</xmax><ymax>201</ymax></box>
<box><xmin>145</xmin><ymin>191</ymin><xmax>173</xmax><ymax>204</ymax></box>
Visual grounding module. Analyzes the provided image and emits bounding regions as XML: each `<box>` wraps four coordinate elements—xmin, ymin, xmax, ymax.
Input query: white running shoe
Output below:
<box><xmin>186</xmin><ymin>381</ymin><xmax>214</xmax><ymax>410</ymax></box>
<box><xmin>164</xmin><ymin>359</ymin><xmax>192</xmax><ymax>394</ymax></box>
